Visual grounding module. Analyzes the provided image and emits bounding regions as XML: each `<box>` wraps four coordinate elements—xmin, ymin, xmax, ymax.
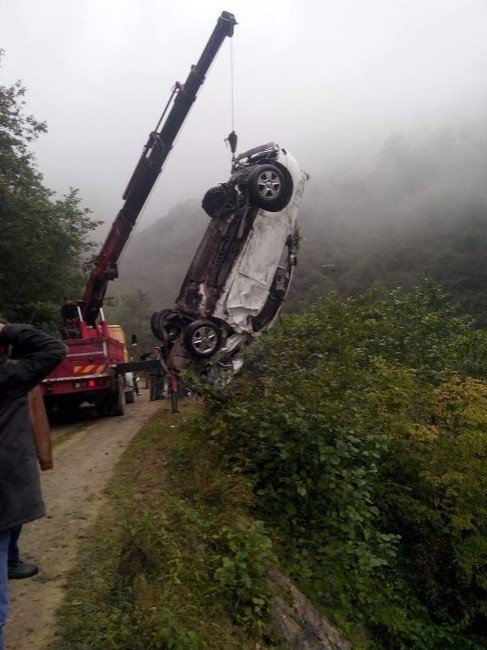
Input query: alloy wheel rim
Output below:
<box><xmin>192</xmin><ymin>326</ymin><xmax>217</xmax><ymax>354</ymax></box>
<box><xmin>256</xmin><ymin>170</ymin><xmax>281</xmax><ymax>200</ymax></box>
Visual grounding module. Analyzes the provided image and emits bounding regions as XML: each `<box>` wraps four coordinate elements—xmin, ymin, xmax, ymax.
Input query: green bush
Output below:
<box><xmin>201</xmin><ymin>285</ymin><xmax>486</xmax><ymax>648</ymax></box>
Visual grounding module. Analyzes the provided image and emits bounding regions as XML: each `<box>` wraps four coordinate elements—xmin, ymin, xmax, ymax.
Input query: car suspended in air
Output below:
<box><xmin>151</xmin><ymin>141</ymin><xmax>308</xmax><ymax>383</ymax></box>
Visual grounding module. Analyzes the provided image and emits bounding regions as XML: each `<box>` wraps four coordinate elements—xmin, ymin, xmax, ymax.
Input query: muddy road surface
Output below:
<box><xmin>5</xmin><ymin>395</ymin><xmax>163</xmax><ymax>650</ymax></box>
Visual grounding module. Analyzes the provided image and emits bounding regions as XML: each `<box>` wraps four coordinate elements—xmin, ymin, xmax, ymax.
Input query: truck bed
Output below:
<box><xmin>42</xmin><ymin>336</ymin><xmax>125</xmax><ymax>398</ymax></box>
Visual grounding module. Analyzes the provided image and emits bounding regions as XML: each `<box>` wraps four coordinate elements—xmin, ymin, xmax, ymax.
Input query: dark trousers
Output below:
<box><xmin>0</xmin><ymin>529</ymin><xmax>10</xmax><ymax>647</ymax></box>
<box><xmin>7</xmin><ymin>526</ymin><xmax>21</xmax><ymax>565</ymax></box>
<box><xmin>149</xmin><ymin>374</ymin><xmax>157</xmax><ymax>400</ymax></box>
<box><xmin>150</xmin><ymin>373</ymin><xmax>164</xmax><ymax>400</ymax></box>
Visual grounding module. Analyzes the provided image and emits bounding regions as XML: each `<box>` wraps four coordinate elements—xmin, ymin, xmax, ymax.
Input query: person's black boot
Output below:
<box><xmin>8</xmin><ymin>560</ymin><xmax>39</xmax><ymax>579</ymax></box>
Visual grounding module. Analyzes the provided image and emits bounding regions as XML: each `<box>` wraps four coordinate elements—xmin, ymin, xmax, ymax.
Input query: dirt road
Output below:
<box><xmin>4</xmin><ymin>395</ymin><xmax>163</xmax><ymax>650</ymax></box>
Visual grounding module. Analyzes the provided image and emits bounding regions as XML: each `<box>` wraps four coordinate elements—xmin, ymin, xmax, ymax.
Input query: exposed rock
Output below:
<box><xmin>267</xmin><ymin>567</ymin><xmax>351</xmax><ymax>649</ymax></box>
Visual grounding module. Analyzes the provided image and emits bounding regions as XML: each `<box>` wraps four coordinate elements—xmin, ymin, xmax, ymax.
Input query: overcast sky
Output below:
<box><xmin>2</xmin><ymin>0</ymin><xmax>487</xmax><ymax>236</ymax></box>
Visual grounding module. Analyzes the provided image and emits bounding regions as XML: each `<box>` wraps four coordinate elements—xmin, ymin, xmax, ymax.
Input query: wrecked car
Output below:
<box><xmin>151</xmin><ymin>142</ymin><xmax>308</xmax><ymax>380</ymax></box>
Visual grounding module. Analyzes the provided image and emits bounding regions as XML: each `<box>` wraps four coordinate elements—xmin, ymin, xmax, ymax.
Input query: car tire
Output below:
<box><xmin>151</xmin><ymin>309</ymin><xmax>182</xmax><ymax>343</ymax></box>
<box><xmin>112</xmin><ymin>375</ymin><xmax>126</xmax><ymax>416</ymax></box>
<box><xmin>184</xmin><ymin>319</ymin><xmax>221</xmax><ymax>358</ymax></box>
<box><xmin>247</xmin><ymin>164</ymin><xmax>289</xmax><ymax>212</ymax></box>
<box><xmin>202</xmin><ymin>183</ymin><xmax>237</xmax><ymax>219</ymax></box>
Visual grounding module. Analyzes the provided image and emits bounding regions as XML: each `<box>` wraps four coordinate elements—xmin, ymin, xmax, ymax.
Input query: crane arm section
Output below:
<box><xmin>81</xmin><ymin>11</ymin><xmax>236</xmax><ymax>326</ymax></box>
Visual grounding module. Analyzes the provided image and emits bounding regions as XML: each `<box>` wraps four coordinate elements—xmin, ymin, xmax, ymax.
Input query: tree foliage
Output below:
<box><xmin>105</xmin><ymin>288</ymin><xmax>158</xmax><ymax>355</ymax></box>
<box><xmin>0</xmin><ymin>53</ymin><xmax>98</xmax><ymax>330</ymax></box>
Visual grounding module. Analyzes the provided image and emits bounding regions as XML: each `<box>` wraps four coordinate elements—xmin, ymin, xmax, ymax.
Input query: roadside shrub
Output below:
<box><xmin>213</xmin><ymin>521</ymin><xmax>277</xmax><ymax>630</ymax></box>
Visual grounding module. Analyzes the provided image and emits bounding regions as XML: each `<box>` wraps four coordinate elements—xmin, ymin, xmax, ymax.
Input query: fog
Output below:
<box><xmin>2</xmin><ymin>0</ymin><xmax>487</xmax><ymax>239</ymax></box>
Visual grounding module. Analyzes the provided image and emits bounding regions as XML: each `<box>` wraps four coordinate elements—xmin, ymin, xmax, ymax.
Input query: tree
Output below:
<box><xmin>105</xmin><ymin>289</ymin><xmax>157</xmax><ymax>354</ymax></box>
<box><xmin>0</xmin><ymin>51</ymin><xmax>99</xmax><ymax>331</ymax></box>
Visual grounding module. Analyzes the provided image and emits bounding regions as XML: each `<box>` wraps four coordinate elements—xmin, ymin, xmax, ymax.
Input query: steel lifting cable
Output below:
<box><xmin>225</xmin><ymin>38</ymin><xmax>238</xmax><ymax>155</ymax></box>
<box><xmin>230</xmin><ymin>37</ymin><xmax>235</xmax><ymax>133</ymax></box>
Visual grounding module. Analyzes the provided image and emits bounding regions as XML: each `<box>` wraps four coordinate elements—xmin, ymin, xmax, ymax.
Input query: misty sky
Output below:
<box><xmin>2</xmin><ymin>0</ymin><xmax>487</xmax><ymax>238</ymax></box>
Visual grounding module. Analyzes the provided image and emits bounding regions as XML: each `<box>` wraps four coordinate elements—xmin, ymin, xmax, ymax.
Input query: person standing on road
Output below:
<box><xmin>0</xmin><ymin>319</ymin><xmax>66</xmax><ymax>650</ymax></box>
<box><xmin>149</xmin><ymin>347</ymin><xmax>164</xmax><ymax>401</ymax></box>
<box><xmin>8</xmin><ymin>384</ymin><xmax>53</xmax><ymax>580</ymax></box>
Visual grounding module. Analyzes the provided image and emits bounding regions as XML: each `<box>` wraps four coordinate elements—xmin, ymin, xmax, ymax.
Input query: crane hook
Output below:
<box><xmin>225</xmin><ymin>130</ymin><xmax>238</xmax><ymax>154</ymax></box>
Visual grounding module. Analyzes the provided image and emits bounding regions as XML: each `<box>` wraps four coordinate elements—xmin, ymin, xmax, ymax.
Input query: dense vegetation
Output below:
<box><xmin>105</xmin><ymin>288</ymin><xmax>157</xmax><ymax>352</ymax></box>
<box><xmin>0</xmin><ymin>55</ymin><xmax>97</xmax><ymax>330</ymax></box>
<box><xmin>194</xmin><ymin>285</ymin><xmax>487</xmax><ymax>648</ymax></box>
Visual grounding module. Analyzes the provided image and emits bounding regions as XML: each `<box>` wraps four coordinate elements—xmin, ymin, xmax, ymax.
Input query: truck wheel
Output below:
<box><xmin>112</xmin><ymin>376</ymin><xmax>126</xmax><ymax>416</ymax></box>
<box><xmin>247</xmin><ymin>164</ymin><xmax>290</xmax><ymax>212</ymax></box>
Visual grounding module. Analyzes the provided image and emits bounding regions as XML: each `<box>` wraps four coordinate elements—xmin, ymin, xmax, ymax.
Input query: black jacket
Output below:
<box><xmin>0</xmin><ymin>324</ymin><xmax>67</xmax><ymax>532</ymax></box>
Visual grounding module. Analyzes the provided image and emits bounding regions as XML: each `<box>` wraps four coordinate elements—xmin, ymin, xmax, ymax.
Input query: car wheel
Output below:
<box><xmin>247</xmin><ymin>164</ymin><xmax>289</xmax><ymax>212</ymax></box>
<box><xmin>184</xmin><ymin>320</ymin><xmax>221</xmax><ymax>358</ymax></box>
<box><xmin>151</xmin><ymin>309</ymin><xmax>182</xmax><ymax>343</ymax></box>
<box><xmin>202</xmin><ymin>183</ymin><xmax>237</xmax><ymax>219</ymax></box>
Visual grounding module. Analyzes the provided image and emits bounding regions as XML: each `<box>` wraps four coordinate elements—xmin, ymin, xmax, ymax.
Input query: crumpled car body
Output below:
<box><xmin>151</xmin><ymin>143</ymin><xmax>307</xmax><ymax>380</ymax></box>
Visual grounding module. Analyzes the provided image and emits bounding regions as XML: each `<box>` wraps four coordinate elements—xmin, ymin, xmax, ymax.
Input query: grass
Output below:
<box><xmin>51</xmin><ymin>399</ymin><xmax>276</xmax><ymax>649</ymax></box>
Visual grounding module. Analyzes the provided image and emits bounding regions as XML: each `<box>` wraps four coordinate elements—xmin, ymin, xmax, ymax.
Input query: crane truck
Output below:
<box><xmin>41</xmin><ymin>11</ymin><xmax>237</xmax><ymax>417</ymax></box>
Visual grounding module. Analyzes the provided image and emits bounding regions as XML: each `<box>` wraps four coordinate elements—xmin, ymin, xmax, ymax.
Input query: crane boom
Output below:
<box><xmin>81</xmin><ymin>10</ymin><xmax>236</xmax><ymax>325</ymax></box>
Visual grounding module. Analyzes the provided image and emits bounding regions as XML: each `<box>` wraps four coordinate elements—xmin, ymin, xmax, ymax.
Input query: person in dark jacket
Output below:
<box><xmin>0</xmin><ymin>320</ymin><xmax>66</xmax><ymax>650</ymax></box>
